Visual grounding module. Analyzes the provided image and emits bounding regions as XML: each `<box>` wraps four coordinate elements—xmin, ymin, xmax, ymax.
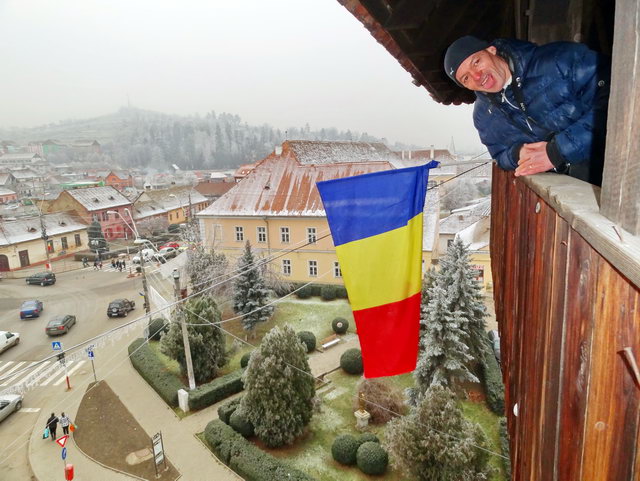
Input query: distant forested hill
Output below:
<box><xmin>0</xmin><ymin>107</ymin><xmax>407</xmax><ymax>170</ymax></box>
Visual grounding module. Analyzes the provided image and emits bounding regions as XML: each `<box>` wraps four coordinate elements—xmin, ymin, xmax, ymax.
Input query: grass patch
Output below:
<box><xmin>460</xmin><ymin>401</ymin><xmax>507</xmax><ymax>481</ymax></box>
<box><xmin>148</xmin><ymin>341</ymin><xmax>182</xmax><ymax>377</ymax></box>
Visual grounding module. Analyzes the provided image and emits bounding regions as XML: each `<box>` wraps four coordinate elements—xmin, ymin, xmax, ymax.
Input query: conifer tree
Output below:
<box><xmin>438</xmin><ymin>238</ymin><xmax>488</xmax><ymax>363</ymax></box>
<box><xmin>241</xmin><ymin>325</ymin><xmax>315</xmax><ymax>447</ymax></box>
<box><xmin>87</xmin><ymin>220</ymin><xmax>108</xmax><ymax>253</ymax></box>
<box><xmin>160</xmin><ymin>294</ymin><xmax>226</xmax><ymax>384</ymax></box>
<box><xmin>384</xmin><ymin>386</ymin><xmax>491</xmax><ymax>481</ymax></box>
<box><xmin>185</xmin><ymin>245</ymin><xmax>229</xmax><ymax>297</ymax></box>
<box><xmin>410</xmin><ymin>285</ymin><xmax>478</xmax><ymax>403</ymax></box>
<box><xmin>232</xmin><ymin>241</ymin><xmax>273</xmax><ymax>338</ymax></box>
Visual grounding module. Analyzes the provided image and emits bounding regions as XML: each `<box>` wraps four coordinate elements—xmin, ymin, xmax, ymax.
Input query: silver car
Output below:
<box><xmin>0</xmin><ymin>394</ymin><xmax>23</xmax><ymax>422</ymax></box>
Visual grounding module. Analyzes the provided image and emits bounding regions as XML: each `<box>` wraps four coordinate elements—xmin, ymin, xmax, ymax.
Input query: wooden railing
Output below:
<box><xmin>491</xmin><ymin>166</ymin><xmax>640</xmax><ymax>481</ymax></box>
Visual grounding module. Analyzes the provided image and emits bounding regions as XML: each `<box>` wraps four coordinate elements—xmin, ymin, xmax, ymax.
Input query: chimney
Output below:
<box><xmin>430</xmin><ymin>145</ymin><xmax>435</xmax><ymax>159</ymax></box>
<box><xmin>401</xmin><ymin>150</ymin><xmax>405</xmax><ymax>160</ymax></box>
<box><xmin>275</xmin><ymin>145</ymin><xmax>283</xmax><ymax>156</ymax></box>
<box><xmin>408</xmin><ymin>150</ymin><xmax>412</xmax><ymax>160</ymax></box>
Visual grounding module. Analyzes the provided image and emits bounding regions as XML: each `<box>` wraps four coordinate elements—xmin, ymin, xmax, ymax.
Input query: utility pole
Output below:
<box><xmin>140</xmin><ymin>252</ymin><xmax>151</xmax><ymax>315</ymax></box>
<box><xmin>173</xmin><ymin>269</ymin><xmax>196</xmax><ymax>390</ymax></box>
<box><xmin>40</xmin><ymin>214</ymin><xmax>52</xmax><ymax>271</ymax></box>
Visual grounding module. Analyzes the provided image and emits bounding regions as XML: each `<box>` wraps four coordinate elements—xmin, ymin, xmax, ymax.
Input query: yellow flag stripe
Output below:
<box><xmin>336</xmin><ymin>213</ymin><xmax>423</xmax><ymax>311</ymax></box>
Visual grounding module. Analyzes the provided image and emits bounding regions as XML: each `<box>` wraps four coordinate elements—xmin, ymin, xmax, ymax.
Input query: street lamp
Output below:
<box><xmin>173</xmin><ymin>268</ymin><xmax>196</xmax><ymax>390</ymax></box>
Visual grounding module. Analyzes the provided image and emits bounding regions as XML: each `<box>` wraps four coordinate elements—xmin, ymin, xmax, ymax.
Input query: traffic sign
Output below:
<box><xmin>52</xmin><ymin>341</ymin><xmax>63</xmax><ymax>351</ymax></box>
<box><xmin>56</xmin><ymin>435</ymin><xmax>69</xmax><ymax>448</ymax></box>
<box><xmin>61</xmin><ymin>447</ymin><xmax>67</xmax><ymax>460</ymax></box>
<box><xmin>87</xmin><ymin>349</ymin><xmax>94</xmax><ymax>359</ymax></box>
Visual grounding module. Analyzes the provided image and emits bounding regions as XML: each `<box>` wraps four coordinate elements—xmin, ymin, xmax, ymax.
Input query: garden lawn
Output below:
<box><xmin>222</xmin><ymin>297</ymin><xmax>355</xmax><ymax>370</ymax></box>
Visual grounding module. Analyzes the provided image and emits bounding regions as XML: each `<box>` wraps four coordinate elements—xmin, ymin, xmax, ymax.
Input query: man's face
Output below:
<box><xmin>455</xmin><ymin>46</ymin><xmax>511</xmax><ymax>93</ymax></box>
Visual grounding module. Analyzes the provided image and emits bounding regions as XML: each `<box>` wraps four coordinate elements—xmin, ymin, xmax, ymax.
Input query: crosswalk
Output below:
<box><xmin>0</xmin><ymin>360</ymin><xmax>86</xmax><ymax>389</ymax></box>
<box><xmin>81</xmin><ymin>264</ymin><xmax>136</xmax><ymax>273</ymax></box>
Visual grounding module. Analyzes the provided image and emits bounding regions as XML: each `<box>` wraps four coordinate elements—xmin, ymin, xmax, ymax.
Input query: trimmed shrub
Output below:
<box><xmin>320</xmin><ymin>285</ymin><xmax>336</xmax><ymax>301</ymax></box>
<box><xmin>334</xmin><ymin>285</ymin><xmax>348</xmax><ymax>299</ymax></box>
<box><xmin>128</xmin><ymin>338</ymin><xmax>183</xmax><ymax>407</ymax></box>
<box><xmin>357</xmin><ymin>432</ymin><xmax>380</xmax><ymax>447</ymax></box>
<box><xmin>332</xmin><ymin>317</ymin><xmax>349</xmax><ymax>334</ymax></box>
<box><xmin>331</xmin><ymin>434</ymin><xmax>359</xmax><ymax>465</ymax></box>
<box><xmin>218</xmin><ymin>397</ymin><xmax>243</xmax><ymax>425</ymax></box>
<box><xmin>204</xmin><ymin>420</ymin><xmax>316</xmax><ymax>481</ymax></box>
<box><xmin>482</xmin><ymin>339</ymin><xmax>505</xmax><ymax>415</ymax></box>
<box><xmin>147</xmin><ymin>317</ymin><xmax>168</xmax><ymax>341</ymax></box>
<box><xmin>340</xmin><ymin>348</ymin><xmax>363</xmax><ymax>375</ymax></box>
<box><xmin>188</xmin><ymin>369</ymin><xmax>244</xmax><ymax>411</ymax></box>
<box><xmin>499</xmin><ymin>417</ymin><xmax>512</xmax><ymax>478</ymax></box>
<box><xmin>354</xmin><ymin>378</ymin><xmax>405</xmax><ymax>424</ymax></box>
<box><xmin>240</xmin><ymin>352</ymin><xmax>252</xmax><ymax>368</ymax></box>
<box><xmin>229</xmin><ymin>408</ymin><xmax>255</xmax><ymax>438</ymax></box>
<box><xmin>297</xmin><ymin>331</ymin><xmax>316</xmax><ymax>353</ymax></box>
<box><xmin>356</xmin><ymin>441</ymin><xmax>388</xmax><ymax>475</ymax></box>
<box><xmin>295</xmin><ymin>284</ymin><xmax>314</xmax><ymax>299</ymax></box>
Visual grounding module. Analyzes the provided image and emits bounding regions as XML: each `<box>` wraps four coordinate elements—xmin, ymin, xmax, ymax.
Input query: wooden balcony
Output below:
<box><xmin>491</xmin><ymin>167</ymin><xmax>640</xmax><ymax>480</ymax></box>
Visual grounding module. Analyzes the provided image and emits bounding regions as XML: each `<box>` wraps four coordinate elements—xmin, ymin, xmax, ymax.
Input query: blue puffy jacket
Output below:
<box><xmin>473</xmin><ymin>39</ymin><xmax>610</xmax><ymax>184</ymax></box>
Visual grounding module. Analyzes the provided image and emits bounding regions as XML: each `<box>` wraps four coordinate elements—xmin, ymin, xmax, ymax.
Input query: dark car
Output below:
<box><xmin>45</xmin><ymin>315</ymin><xmax>76</xmax><ymax>336</ymax></box>
<box><xmin>107</xmin><ymin>299</ymin><xmax>135</xmax><ymax>317</ymax></box>
<box><xmin>20</xmin><ymin>300</ymin><xmax>44</xmax><ymax>319</ymax></box>
<box><xmin>25</xmin><ymin>272</ymin><xmax>56</xmax><ymax>286</ymax></box>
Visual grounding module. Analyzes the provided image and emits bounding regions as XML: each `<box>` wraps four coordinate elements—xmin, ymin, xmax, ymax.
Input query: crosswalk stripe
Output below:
<box><xmin>1</xmin><ymin>361</ymin><xmax>38</xmax><ymax>386</ymax></box>
<box><xmin>0</xmin><ymin>361</ymin><xmax>15</xmax><ymax>375</ymax></box>
<box><xmin>20</xmin><ymin>408</ymin><xmax>40</xmax><ymax>413</ymax></box>
<box><xmin>39</xmin><ymin>362</ymin><xmax>68</xmax><ymax>386</ymax></box>
<box><xmin>0</xmin><ymin>362</ymin><xmax>25</xmax><ymax>380</ymax></box>
<box><xmin>53</xmin><ymin>361</ymin><xmax>85</xmax><ymax>386</ymax></box>
<box><xmin>3</xmin><ymin>361</ymin><xmax>52</xmax><ymax>387</ymax></box>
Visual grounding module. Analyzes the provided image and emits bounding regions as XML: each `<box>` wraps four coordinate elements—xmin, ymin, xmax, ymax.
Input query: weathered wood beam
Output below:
<box><xmin>600</xmin><ymin>0</ymin><xmax>640</xmax><ymax>235</ymax></box>
<box><xmin>360</xmin><ymin>0</ymin><xmax>392</xmax><ymax>25</ymax></box>
<box><xmin>383</xmin><ymin>0</ymin><xmax>437</xmax><ymax>31</ymax></box>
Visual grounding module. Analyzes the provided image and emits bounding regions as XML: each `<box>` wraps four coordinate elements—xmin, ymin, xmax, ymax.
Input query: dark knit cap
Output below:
<box><xmin>444</xmin><ymin>36</ymin><xmax>490</xmax><ymax>86</ymax></box>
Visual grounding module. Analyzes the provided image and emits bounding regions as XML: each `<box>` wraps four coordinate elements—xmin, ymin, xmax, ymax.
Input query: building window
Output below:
<box><xmin>307</xmin><ymin>227</ymin><xmax>317</xmax><ymax>244</ymax></box>
<box><xmin>280</xmin><ymin>226</ymin><xmax>290</xmax><ymax>244</ymax></box>
<box><xmin>282</xmin><ymin>259</ymin><xmax>291</xmax><ymax>276</ymax></box>
<box><xmin>92</xmin><ymin>214</ymin><xmax>98</xmax><ymax>222</ymax></box>
<box><xmin>308</xmin><ymin>260</ymin><xmax>318</xmax><ymax>277</ymax></box>
<box><xmin>471</xmin><ymin>265</ymin><xmax>485</xmax><ymax>283</ymax></box>
<box><xmin>46</xmin><ymin>240</ymin><xmax>54</xmax><ymax>253</ymax></box>
<box><xmin>169</xmin><ymin>213</ymin><xmax>173</xmax><ymax>221</ymax></box>
<box><xmin>61</xmin><ymin>237</ymin><xmax>68</xmax><ymax>250</ymax></box>
<box><xmin>447</xmin><ymin>239</ymin><xmax>454</xmax><ymax>248</ymax></box>
<box><xmin>257</xmin><ymin>226</ymin><xmax>267</xmax><ymax>243</ymax></box>
<box><xmin>213</xmin><ymin>224</ymin><xmax>222</xmax><ymax>242</ymax></box>
<box><xmin>74</xmin><ymin>234</ymin><xmax>81</xmax><ymax>247</ymax></box>
<box><xmin>333</xmin><ymin>261</ymin><xmax>342</xmax><ymax>278</ymax></box>
<box><xmin>101</xmin><ymin>211</ymin><xmax>108</xmax><ymax>221</ymax></box>
<box><xmin>235</xmin><ymin>226</ymin><xmax>244</xmax><ymax>242</ymax></box>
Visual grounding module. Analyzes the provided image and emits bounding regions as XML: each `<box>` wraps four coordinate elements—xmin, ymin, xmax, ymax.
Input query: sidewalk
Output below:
<box><xmin>27</xmin><ymin>331</ymin><xmax>359</xmax><ymax>481</ymax></box>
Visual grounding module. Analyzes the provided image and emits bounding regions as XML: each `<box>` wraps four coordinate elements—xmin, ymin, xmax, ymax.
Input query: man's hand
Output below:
<box><xmin>515</xmin><ymin>142</ymin><xmax>554</xmax><ymax>176</ymax></box>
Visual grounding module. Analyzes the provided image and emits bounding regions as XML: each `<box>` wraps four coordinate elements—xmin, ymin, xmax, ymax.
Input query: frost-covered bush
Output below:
<box><xmin>354</xmin><ymin>378</ymin><xmax>405</xmax><ymax>424</ymax></box>
<box><xmin>297</xmin><ymin>331</ymin><xmax>316</xmax><ymax>353</ymax></box>
<box><xmin>357</xmin><ymin>441</ymin><xmax>388</xmax><ymax>475</ymax></box>
<box><xmin>331</xmin><ymin>434</ymin><xmax>359</xmax><ymax>465</ymax></box>
<box><xmin>340</xmin><ymin>348</ymin><xmax>363</xmax><ymax>375</ymax></box>
<box><xmin>332</xmin><ymin>317</ymin><xmax>349</xmax><ymax>334</ymax></box>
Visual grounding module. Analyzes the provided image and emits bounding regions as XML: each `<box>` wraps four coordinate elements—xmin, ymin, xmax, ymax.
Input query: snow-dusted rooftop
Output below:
<box><xmin>0</xmin><ymin>212</ymin><xmax>88</xmax><ymax>246</ymax></box>
<box><xmin>66</xmin><ymin>186</ymin><xmax>131</xmax><ymax>211</ymax></box>
<box><xmin>422</xmin><ymin>188</ymin><xmax>440</xmax><ymax>253</ymax></box>
<box><xmin>456</xmin><ymin>216</ymin><xmax>490</xmax><ymax>251</ymax></box>
<box><xmin>285</xmin><ymin>140</ymin><xmax>398</xmax><ymax>165</ymax></box>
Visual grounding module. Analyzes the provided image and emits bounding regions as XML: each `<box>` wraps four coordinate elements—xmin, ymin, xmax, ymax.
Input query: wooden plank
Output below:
<box><xmin>383</xmin><ymin>0</ymin><xmax>435</xmax><ymax>31</ymax></box>
<box><xmin>556</xmin><ymin>231</ymin><xmax>599</xmax><ymax>481</ymax></box>
<box><xmin>581</xmin><ymin>259</ymin><xmax>640</xmax><ymax>479</ymax></box>
<box><xmin>600</xmin><ymin>0</ymin><xmax>640</xmax><ymax>235</ymax></box>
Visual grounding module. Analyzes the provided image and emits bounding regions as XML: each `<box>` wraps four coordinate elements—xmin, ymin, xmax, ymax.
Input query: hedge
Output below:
<box><xmin>240</xmin><ymin>352</ymin><xmax>252</xmax><ymax>368</ymax></box>
<box><xmin>218</xmin><ymin>397</ymin><xmax>243</xmax><ymax>425</ymax></box>
<box><xmin>229</xmin><ymin>408</ymin><xmax>254</xmax><ymax>437</ymax></box>
<box><xmin>147</xmin><ymin>318</ymin><xmax>168</xmax><ymax>341</ymax></box>
<box><xmin>481</xmin><ymin>338</ymin><xmax>505</xmax><ymax>415</ymax></box>
<box><xmin>499</xmin><ymin>417</ymin><xmax>512</xmax><ymax>479</ymax></box>
<box><xmin>204</xmin><ymin>420</ymin><xmax>316</xmax><ymax>481</ymax></box>
<box><xmin>291</xmin><ymin>282</ymin><xmax>348</xmax><ymax>300</ymax></box>
<box><xmin>188</xmin><ymin>368</ymin><xmax>244</xmax><ymax>411</ymax></box>
<box><xmin>297</xmin><ymin>331</ymin><xmax>316</xmax><ymax>353</ymax></box>
<box><xmin>331</xmin><ymin>434</ymin><xmax>359</xmax><ymax>465</ymax></box>
<box><xmin>128</xmin><ymin>338</ymin><xmax>184</xmax><ymax>407</ymax></box>
<box><xmin>320</xmin><ymin>285</ymin><xmax>337</xmax><ymax>301</ymax></box>
<box><xmin>340</xmin><ymin>348</ymin><xmax>363</xmax><ymax>375</ymax></box>
<box><xmin>356</xmin><ymin>441</ymin><xmax>388</xmax><ymax>475</ymax></box>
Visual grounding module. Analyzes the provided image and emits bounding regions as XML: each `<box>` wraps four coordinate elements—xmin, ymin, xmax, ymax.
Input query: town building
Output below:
<box><xmin>0</xmin><ymin>188</ymin><xmax>18</xmax><ymax>204</ymax></box>
<box><xmin>133</xmin><ymin>186</ymin><xmax>209</xmax><ymax>226</ymax></box>
<box><xmin>102</xmin><ymin>171</ymin><xmax>134</xmax><ymax>191</ymax></box>
<box><xmin>0</xmin><ymin>212</ymin><xmax>88</xmax><ymax>271</ymax></box>
<box><xmin>197</xmin><ymin>140</ymin><xmax>440</xmax><ymax>286</ymax></box>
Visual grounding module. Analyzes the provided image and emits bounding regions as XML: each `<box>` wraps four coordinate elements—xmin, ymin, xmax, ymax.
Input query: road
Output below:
<box><xmin>0</xmin><ymin>264</ymin><xmax>153</xmax><ymax>480</ymax></box>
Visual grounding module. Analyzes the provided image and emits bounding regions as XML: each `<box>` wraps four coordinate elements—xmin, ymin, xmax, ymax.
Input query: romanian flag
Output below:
<box><xmin>317</xmin><ymin>162</ymin><xmax>437</xmax><ymax>378</ymax></box>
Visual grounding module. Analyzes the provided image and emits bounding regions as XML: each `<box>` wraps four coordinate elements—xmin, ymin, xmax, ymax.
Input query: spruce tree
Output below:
<box><xmin>160</xmin><ymin>294</ymin><xmax>226</xmax><ymax>384</ymax></box>
<box><xmin>241</xmin><ymin>325</ymin><xmax>315</xmax><ymax>447</ymax></box>
<box><xmin>438</xmin><ymin>238</ymin><xmax>488</xmax><ymax>364</ymax></box>
<box><xmin>232</xmin><ymin>241</ymin><xmax>273</xmax><ymax>337</ymax></box>
<box><xmin>384</xmin><ymin>386</ymin><xmax>491</xmax><ymax>481</ymax></box>
<box><xmin>87</xmin><ymin>220</ymin><xmax>108</xmax><ymax>253</ymax></box>
<box><xmin>186</xmin><ymin>245</ymin><xmax>229</xmax><ymax>297</ymax></box>
<box><xmin>413</xmin><ymin>285</ymin><xmax>478</xmax><ymax>400</ymax></box>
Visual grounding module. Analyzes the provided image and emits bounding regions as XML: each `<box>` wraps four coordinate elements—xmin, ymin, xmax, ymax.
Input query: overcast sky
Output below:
<box><xmin>0</xmin><ymin>0</ymin><xmax>482</xmax><ymax>152</ymax></box>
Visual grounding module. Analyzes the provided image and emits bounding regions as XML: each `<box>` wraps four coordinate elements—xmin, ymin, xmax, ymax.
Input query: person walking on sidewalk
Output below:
<box><xmin>59</xmin><ymin>412</ymin><xmax>72</xmax><ymax>435</ymax></box>
<box><xmin>46</xmin><ymin>413</ymin><xmax>59</xmax><ymax>441</ymax></box>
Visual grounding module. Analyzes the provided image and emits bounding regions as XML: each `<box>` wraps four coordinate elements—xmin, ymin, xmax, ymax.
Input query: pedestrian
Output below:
<box><xmin>60</xmin><ymin>412</ymin><xmax>72</xmax><ymax>436</ymax></box>
<box><xmin>111</xmin><ymin>259</ymin><xmax>116</xmax><ymax>270</ymax></box>
<box><xmin>93</xmin><ymin>260</ymin><xmax>98</xmax><ymax>270</ymax></box>
<box><xmin>444</xmin><ymin>36</ymin><xmax>610</xmax><ymax>186</ymax></box>
<box><xmin>82</xmin><ymin>256</ymin><xmax>88</xmax><ymax>268</ymax></box>
<box><xmin>121</xmin><ymin>259</ymin><xmax>126</xmax><ymax>270</ymax></box>
<box><xmin>99</xmin><ymin>260</ymin><xmax>103</xmax><ymax>270</ymax></box>
<box><xmin>46</xmin><ymin>413</ymin><xmax>59</xmax><ymax>441</ymax></box>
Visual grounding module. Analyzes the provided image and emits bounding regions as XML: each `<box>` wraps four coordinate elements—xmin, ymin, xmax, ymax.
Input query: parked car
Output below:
<box><xmin>0</xmin><ymin>331</ymin><xmax>20</xmax><ymax>353</ymax></box>
<box><xmin>487</xmin><ymin>329</ymin><xmax>501</xmax><ymax>363</ymax></box>
<box><xmin>20</xmin><ymin>300</ymin><xmax>44</xmax><ymax>319</ymax></box>
<box><xmin>25</xmin><ymin>272</ymin><xmax>56</xmax><ymax>286</ymax></box>
<box><xmin>0</xmin><ymin>394</ymin><xmax>23</xmax><ymax>422</ymax></box>
<box><xmin>132</xmin><ymin>248</ymin><xmax>155</xmax><ymax>264</ymax></box>
<box><xmin>160</xmin><ymin>242</ymin><xmax>180</xmax><ymax>250</ymax></box>
<box><xmin>45</xmin><ymin>315</ymin><xmax>76</xmax><ymax>336</ymax></box>
<box><xmin>155</xmin><ymin>247</ymin><xmax>177</xmax><ymax>260</ymax></box>
<box><xmin>107</xmin><ymin>299</ymin><xmax>135</xmax><ymax>317</ymax></box>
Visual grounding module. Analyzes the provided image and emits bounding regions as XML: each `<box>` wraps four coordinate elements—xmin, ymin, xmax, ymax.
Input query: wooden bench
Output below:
<box><xmin>319</xmin><ymin>334</ymin><xmax>341</xmax><ymax>351</ymax></box>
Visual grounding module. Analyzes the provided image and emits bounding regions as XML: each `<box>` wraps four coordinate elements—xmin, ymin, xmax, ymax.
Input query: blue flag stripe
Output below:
<box><xmin>317</xmin><ymin>162</ymin><xmax>437</xmax><ymax>246</ymax></box>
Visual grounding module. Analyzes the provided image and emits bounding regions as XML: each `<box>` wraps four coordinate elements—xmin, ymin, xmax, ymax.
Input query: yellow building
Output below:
<box><xmin>0</xmin><ymin>212</ymin><xmax>89</xmax><ymax>271</ymax></box>
<box><xmin>134</xmin><ymin>186</ymin><xmax>210</xmax><ymax>226</ymax></box>
<box><xmin>197</xmin><ymin>140</ymin><xmax>440</xmax><ymax>286</ymax></box>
